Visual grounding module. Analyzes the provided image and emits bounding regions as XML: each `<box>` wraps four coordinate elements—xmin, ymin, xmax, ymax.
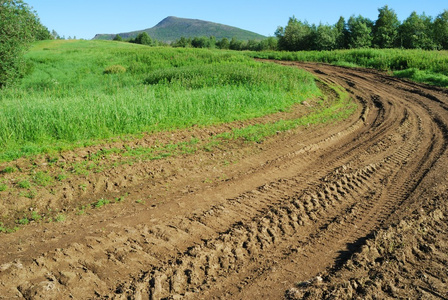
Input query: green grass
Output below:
<box><xmin>55</xmin><ymin>214</ymin><xmax>66</xmax><ymax>222</ymax></box>
<box><xmin>1</xmin><ymin>166</ymin><xmax>16</xmax><ymax>174</ymax></box>
<box><xmin>93</xmin><ymin>198</ymin><xmax>111</xmax><ymax>208</ymax></box>
<box><xmin>0</xmin><ymin>40</ymin><xmax>320</xmax><ymax>161</ymax></box>
<box><xmin>17</xmin><ymin>217</ymin><xmax>30</xmax><ymax>225</ymax></box>
<box><xmin>213</xmin><ymin>84</ymin><xmax>355</xmax><ymax>143</ymax></box>
<box><xmin>17</xmin><ymin>180</ymin><xmax>31</xmax><ymax>189</ymax></box>
<box><xmin>31</xmin><ymin>211</ymin><xmax>42</xmax><ymax>222</ymax></box>
<box><xmin>251</xmin><ymin>48</ymin><xmax>448</xmax><ymax>87</ymax></box>
<box><xmin>33</xmin><ymin>171</ymin><xmax>53</xmax><ymax>187</ymax></box>
<box><xmin>394</xmin><ymin>68</ymin><xmax>448</xmax><ymax>87</ymax></box>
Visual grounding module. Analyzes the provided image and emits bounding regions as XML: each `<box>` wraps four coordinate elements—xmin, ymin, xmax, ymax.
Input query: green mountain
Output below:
<box><xmin>93</xmin><ymin>16</ymin><xmax>267</xmax><ymax>42</ymax></box>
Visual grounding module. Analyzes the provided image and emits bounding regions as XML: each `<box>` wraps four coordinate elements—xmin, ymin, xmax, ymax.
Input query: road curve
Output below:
<box><xmin>0</xmin><ymin>62</ymin><xmax>447</xmax><ymax>299</ymax></box>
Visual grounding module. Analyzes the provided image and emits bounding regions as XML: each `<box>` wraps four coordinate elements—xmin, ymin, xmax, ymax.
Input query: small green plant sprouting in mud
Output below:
<box><xmin>115</xmin><ymin>196</ymin><xmax>125</xmax><ymax>202</ymax></box>
<box><xmin>20</xmin><ymin>190</ymin><xmax>37</xmax><ymax>199</ymax></box>
<box><xmin>77</xmin><ymin>205</ymin><xmax>87</xmax><ymax>215</ymax></box>
<box><xmin>55</xmin><ymin>214</ymin><xmax>66</xmax><ymax>222</ymax></box>
<box><xmin>33</xmin><ymin>171</ymin><xmax>53</xmax><ymax>187</ymax></box>
<box><xmin>0</xmin><ymin>222</ymin><xmax>18</xmax><ymax>233</ymax></box>
<box><xmin>17</xmin><ymin>180</ymin><xmax>31</xmax><ymax>189</ymax></box>
<box><xmin>17</xmin><ymin>217</ymin><xmax>30</xmax><ymax>225</ymax></box>
<box><xmin>31</xmin><ymin>211</ymin><xmax>42</xmax><ymax>222</ymax></box>
<box><xmin>1</xmin><ymin>166</ymin><xmax>16</xmax><ymax>174</ymax></box>
<box><xmin>57</xmin><ymin>173</ymin><xmax>68</xmax><ymax>181</ymax></box>
<box><xmin>93</xmin><ymin>198</ymin><xmax>110</xmax><ymax>208</ymax></box>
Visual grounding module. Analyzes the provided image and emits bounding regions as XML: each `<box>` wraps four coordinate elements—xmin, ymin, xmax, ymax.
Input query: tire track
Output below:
<box><xmin>230</xmin><ymin>62</ymin><xmax>448</xmax><ymax>300</ymax></box>
<box><xmin>1</xmin><ymin>63</ymin><xmax>447</xmax><ymax>300</ymax></box>
<box><xmin>111</xmin><ymin>86</ymin><xmax>439</xmax><ymax>299</ymax></box>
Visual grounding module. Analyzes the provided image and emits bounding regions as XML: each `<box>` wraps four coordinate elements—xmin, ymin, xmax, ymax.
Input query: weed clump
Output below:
<box><xmin>103</xmin><ymin>65</ymin><xmax>126</xmax><ymax>74</ymax></box>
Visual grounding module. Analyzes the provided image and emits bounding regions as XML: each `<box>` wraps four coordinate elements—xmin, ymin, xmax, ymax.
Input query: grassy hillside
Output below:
<box><xmin>0</xmin><ymin>40</ymin><xmax>319</xmax><ymax>161</ymax></box>
<box><xmin>93</xmin><ymin>16</ymin><xmax>267</xmax><ymax>42</ymax></box>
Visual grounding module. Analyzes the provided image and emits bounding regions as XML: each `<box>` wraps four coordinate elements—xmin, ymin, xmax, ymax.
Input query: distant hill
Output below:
<box><xmin>93</xmin><ymin>16</ymin><xmax>267</xmax><ymax>42</ymax></box>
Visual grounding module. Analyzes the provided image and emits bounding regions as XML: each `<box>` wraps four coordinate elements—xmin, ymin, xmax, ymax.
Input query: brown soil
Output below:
<box><xmin>1</xmin><ymin>62</ymin><xmax>447</xmax><ymax>299</ymax></box>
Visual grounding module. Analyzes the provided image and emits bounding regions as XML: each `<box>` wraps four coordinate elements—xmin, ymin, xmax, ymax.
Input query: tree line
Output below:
<box><xmin>171</xmin><ymin>36</ymin><xmax>278</xmax><ymax>51</ymax></box>
<box><xmin>275</xmin><ymin>6</ymin><xmax>448</xmax><ymax>51</ymax></box>
<box><xmin>113</xmin><ymin>33</ymin><xmax>278</xmax><ymax>51</ymax></box>
<box><xmin>114</xmin><ymin>6</ymin><xmax>448</xmax><ymax>52</ymax></box>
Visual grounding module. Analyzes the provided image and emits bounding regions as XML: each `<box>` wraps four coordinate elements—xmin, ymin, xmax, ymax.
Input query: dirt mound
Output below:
<box><xmin>1</xmin><ymin>62</ymin><xmax>447</xmax><ymax>299</ymax></box>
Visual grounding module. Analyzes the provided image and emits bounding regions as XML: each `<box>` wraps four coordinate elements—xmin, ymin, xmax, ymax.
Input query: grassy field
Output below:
<box><xmin>0</xmin><ymin>40</ymin><xmax>320</xmax><ymax>161</ymax></box>
<box><xmin>3</xmin><ymin>40</ymin><xmax>446</xmax><ymax>163</ymax></box>
<box><xmin>251</xmin><ymin>49</ymin><xmax>448</xmax><ymax>87</ymax></box>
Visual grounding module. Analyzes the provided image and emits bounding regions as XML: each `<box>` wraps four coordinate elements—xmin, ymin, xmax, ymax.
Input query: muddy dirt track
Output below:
<box><xmin>1</xmin><ymin>62</ymin><xmax>448</xmax><ymax>299</ymax></box>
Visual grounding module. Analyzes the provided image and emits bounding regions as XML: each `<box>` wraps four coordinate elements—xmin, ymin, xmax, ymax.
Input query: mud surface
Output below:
<box><xmin>1</xmin><ymin>62</ymin><xmax>447</xmax><ymax>299</ymax></box>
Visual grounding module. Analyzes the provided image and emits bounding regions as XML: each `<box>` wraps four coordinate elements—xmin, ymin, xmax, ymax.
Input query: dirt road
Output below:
<box><xmin>0</xmin><ymin>62</ymin><xmax>447</xmax><ymax>299</ymax></box>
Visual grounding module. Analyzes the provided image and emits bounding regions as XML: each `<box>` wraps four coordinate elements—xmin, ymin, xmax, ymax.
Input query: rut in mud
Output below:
<box><xmin>1</xmin><ymin>62</ymin><xmax>447</xmax><ymax>299</ymax></box>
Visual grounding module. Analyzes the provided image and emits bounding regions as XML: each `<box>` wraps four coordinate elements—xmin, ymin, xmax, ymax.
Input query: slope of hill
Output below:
<box><xmin>93</xmin><ymin>16</ymin><xmax>267</xmax><ymax>42</ymax></box>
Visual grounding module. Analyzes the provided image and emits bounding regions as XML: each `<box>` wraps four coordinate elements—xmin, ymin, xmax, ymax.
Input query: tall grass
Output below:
<box><xmin>0</xmin><ymin>40</ymin><xmax>320</xmax><ymax>160</ymax></box>
<box><xmin>251</xmin><ymin>49</ymin><xmax>448</xmax><ymax>87</ymax></box>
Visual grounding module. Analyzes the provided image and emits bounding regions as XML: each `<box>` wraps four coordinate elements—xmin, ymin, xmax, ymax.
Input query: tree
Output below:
<box><xmin>34</xmin><ymin>22</ymin><xmax>52</xmax><ymax>40</ymax></box>
<box><xmin>229</xmin><ymin>37</ymin><xmax>243</xmax><ymax>50</ymax></box>
<box><xmin>191</xmin><ymin>36</ymin><xmax>215</xmax><ymax>48</ymax></box>
<box><xmin>113</xmin><ymin>34</ymin><xmax>123</xmax><ymax>41</ymax></box>
<box><xmin>373</xmin><ymin>5</ymin><xmax>400</xmax><ymax>48</ymax></box>
<box><xmin>265</xmin><ymin>37</ymin><xmax>278</xmax><ymax>51</ymax></box>
<box><xmin>246</xmin><ymin>39</ymin><xmax>260</xmax><ymax>51</ymax></box>
<box><xmin>347</xmin><ymin>15</ymin><xmax>373</xmax><ymax>48</ymax></box>
<box><xmin>434</xmin><ymin>10</ymin><xmax>448</xmax><ymax>49</ymax></box>
<box><xmin>335</xmin><ymin>16</ymin><xmax>348</xmax><ymax>49</ymax></box>
<box><xmin>399</xmin><ymin>12</ymin><xmax>435</xmax><ymax>49</ymax></box>
<box><xmin>216</xmin><ymin>37</ymin><xmax>230</xmax><ymax>49</ymax></box>
<box><xmin>0</xmin><ymin>0</ymin><xmax>48</xmax><ymax>87</ymax></box>
<box><xmin>172</xmin><ymin>37</ymin><xmax>191</xmax><ymax>48</ymax></box>
<box><xmin>51</xmin><ymin>29</ymin><xmax>60</xmax><ymax>39</ymax></box>
<box><xmin>313</xmin><ymin>24</ymin><xmax>337</xmax><ymax>50</ymax></box>
<box><xmin>255</xmin><ymin>37</ymin><xmax>278</xmax><ymax>51</ymax></box>
<box><xmin>276</xmin><ymin>16</ymin><xmax>314</xmax><ymax>51</ymax></box>
<box><xmin>209</xmin><ymin>36</ymin><xmax>216</xmax><ymax>49</ymax></box>
<box><xmin>134</xmin><ymin>32</ymin><xmax>152</xmax><ymax>46</ymax></box>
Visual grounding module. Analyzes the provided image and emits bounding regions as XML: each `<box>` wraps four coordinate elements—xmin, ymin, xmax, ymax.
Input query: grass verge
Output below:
<box><xmin>250</xmin><ymin>48</ymin><xmax>448</xmax><ymax>88</ymax></box>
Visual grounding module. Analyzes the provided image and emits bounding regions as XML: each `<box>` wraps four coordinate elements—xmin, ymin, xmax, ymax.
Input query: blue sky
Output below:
<box><xmin>26</xmin><ymin>0</ymin><xmax>447</xmax><ymax>40</ymax></box>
